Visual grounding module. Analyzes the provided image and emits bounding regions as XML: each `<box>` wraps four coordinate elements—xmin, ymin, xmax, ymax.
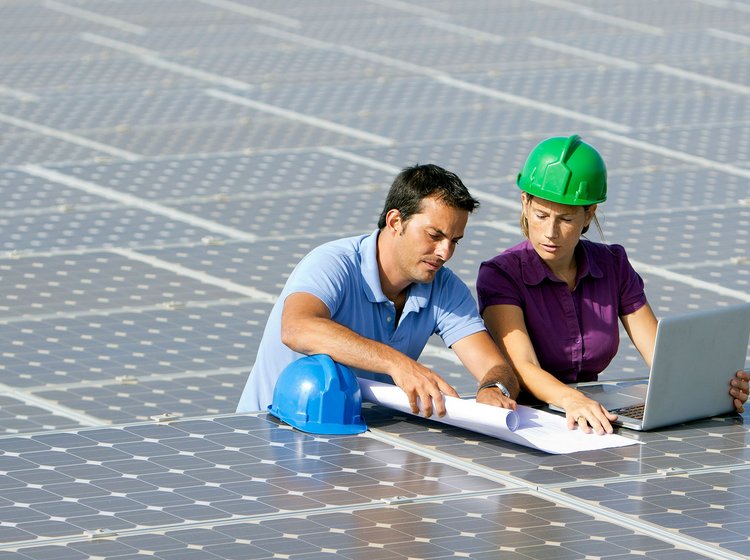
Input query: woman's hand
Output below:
<box><xmin>558</xmin><ymin>390</ymin><xmax>618</xmax><ymax>435</ymax></box>
<box><xmin>730</xmin><ymin>370</ymin><xmax>749</xmax><ymax>413</ymax></box>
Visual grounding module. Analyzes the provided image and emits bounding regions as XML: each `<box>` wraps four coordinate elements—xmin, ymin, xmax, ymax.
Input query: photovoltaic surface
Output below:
<box><xmin>0</xmin><ymin>0</ymin><xmax>749</xmax><ymax>558</ymax></box>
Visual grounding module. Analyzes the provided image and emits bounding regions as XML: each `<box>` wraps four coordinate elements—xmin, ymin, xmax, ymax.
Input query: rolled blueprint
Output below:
<box><xmin>358</xmin><ymin>378</ymin><xmax>640</xmax><ymax>454</ymax></box>
<box><xmin>358</xmin><ymin>378</ymin><xmax>519</xmax><ymax>433</ymax></box>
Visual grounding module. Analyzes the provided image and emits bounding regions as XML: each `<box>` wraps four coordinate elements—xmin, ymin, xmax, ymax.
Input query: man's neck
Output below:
<box><xmin>376</xmin><ymin>230</ymin><xmax>410</xmax><ymax>302</ymax></box>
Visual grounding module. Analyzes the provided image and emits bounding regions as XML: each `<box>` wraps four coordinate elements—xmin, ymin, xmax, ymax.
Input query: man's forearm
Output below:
<box><xmin>477</xmin><ymin>364</ymin><xmax>521</xmax><ymax>399</ymax></box>
<box><xmin>283</xmin><ymin>314</ymin><xmax>410</xmax><ymax>378</ymax></box>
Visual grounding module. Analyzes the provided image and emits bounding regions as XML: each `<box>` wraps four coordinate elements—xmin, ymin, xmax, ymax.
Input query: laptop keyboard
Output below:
<box><xmin>611</xmin><ymin>403</ymin><xmax>645</xmax><ymax>420</ymax></box>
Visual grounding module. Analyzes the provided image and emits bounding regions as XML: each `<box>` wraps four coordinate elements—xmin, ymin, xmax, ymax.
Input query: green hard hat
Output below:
<box><xmin>516</xmin><ymin>134</ymin><xmax>607</xmax><ymax>206</ymax></box>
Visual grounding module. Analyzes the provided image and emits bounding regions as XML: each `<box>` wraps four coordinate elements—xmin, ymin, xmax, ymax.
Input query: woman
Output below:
<box><xmin>477</xmin><ymin>134</ymin><xmax>749</xmax><ymax>434</ymax></box>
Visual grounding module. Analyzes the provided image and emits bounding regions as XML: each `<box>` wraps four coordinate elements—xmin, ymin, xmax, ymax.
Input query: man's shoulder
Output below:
<box><xmin>305</xmin><ymin>233</ymin><xmax>371</xmax><ymax>263</ymax></box>
<box><xmin>432</xmin><ymin>265</ymin><xmax>471</xmax><ymax>295</ymax></box>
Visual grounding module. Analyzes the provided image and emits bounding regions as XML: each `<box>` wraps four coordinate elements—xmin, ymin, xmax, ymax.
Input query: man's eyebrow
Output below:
<box><xmin>429</xmin><ymin>227</ymin><xmax>463</xmax><ymax>242</ymax></box>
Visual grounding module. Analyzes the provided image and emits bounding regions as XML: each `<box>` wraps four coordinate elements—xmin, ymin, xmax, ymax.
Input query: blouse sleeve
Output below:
<box><xmin>476</xmin><ymin>257</ymin><xmax>525</xmax><ymax>315</ymax></box>
<box><xmin>613</xmin><ymin>244</ymin><xmax>648</xmax><ymax>316</ymax></box>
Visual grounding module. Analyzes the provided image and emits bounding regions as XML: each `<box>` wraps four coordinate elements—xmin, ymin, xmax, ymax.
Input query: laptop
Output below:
<box><xmin>564</xmin><ymin>303</ymin><xmax>750</xmax><ymax>430</ymax></box>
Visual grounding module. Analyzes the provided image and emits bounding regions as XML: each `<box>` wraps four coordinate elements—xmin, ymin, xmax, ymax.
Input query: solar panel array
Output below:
<box><xmin>0</xmin><ymin>0</ymin><xmax>749</xmax><ymax>558</ymax></box>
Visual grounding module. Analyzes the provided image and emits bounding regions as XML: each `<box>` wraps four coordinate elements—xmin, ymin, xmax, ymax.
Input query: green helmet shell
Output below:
<box><xmin>516</xmin><ymin>134</ymin><xmax>607</xmax><ymax>206</ymax></box>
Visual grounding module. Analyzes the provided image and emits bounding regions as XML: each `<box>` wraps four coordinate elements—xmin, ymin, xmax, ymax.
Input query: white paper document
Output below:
<box><xmin>358</xmin><ymin>379</ymin><xmax>640</xmax><ymax>454</ymax></box>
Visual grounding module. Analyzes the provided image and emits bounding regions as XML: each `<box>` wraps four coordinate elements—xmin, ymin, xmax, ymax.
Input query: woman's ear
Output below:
<box><xmin>584</xmin><ymin>204</ymin><xmax>598</xmax><ymax>226</ymax></box>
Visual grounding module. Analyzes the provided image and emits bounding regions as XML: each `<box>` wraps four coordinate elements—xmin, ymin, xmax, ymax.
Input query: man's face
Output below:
<box><xmin>392</xmin><ymin>195</ymin><xmax>469</xmax><ymax>284</ymax></box>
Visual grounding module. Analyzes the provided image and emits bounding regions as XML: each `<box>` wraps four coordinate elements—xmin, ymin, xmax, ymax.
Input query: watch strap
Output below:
<box><xmin>478</xmin><ymin>380</ymin><xmax>511</xmax><ymax>398</ymax></box>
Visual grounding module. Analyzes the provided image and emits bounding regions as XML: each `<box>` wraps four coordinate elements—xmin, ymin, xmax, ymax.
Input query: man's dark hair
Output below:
<box><xmin>377</xmin><ymin>164</ymin><xmax>480</xmax><ymax>229</ymax></box>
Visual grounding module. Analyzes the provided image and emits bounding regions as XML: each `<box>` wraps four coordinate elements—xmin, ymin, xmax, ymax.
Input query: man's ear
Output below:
<box><xmin>385</xmin><ymin>208</ymin><xmax>403</xmax><ymax>233</ymax></box>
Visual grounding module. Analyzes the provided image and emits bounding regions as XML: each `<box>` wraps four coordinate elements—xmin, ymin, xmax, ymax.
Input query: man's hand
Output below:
<box><xmin>388</xmin><ymin>360</ymin><xmax>459</xmax><ymax>418</ymax></box>
<box><xmin>476</xmin><ymin>385</ymin><xmax>517</xmax><ymax>410</ymax></box>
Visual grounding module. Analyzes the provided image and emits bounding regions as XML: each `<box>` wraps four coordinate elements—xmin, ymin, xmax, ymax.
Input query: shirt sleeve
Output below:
<box><xmin>612</xmin><ymin>244</ymin><xmax>648</xmax><ymax>316</ymax></box>
<box><xmin>281</xmin><ymin>245</ymin><xmax>354</xmax><ymax>316</ymax></box>
<box><xmin>476</xmin><ymin>256</ymin><xmax>524</xmax><ymax>315</ymax></box>
<box><xmin>434</xmin><ymin>269</ymin><xmax>486</xmax><ymax>348</ymax></box>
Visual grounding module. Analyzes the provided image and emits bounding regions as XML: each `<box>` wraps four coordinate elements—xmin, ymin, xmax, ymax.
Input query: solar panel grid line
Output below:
<box><xmin>15</xmin><ymin>366</ymin><xmax>250</xmax><ymax>395</ymax></box>
<box><xmin>195</xmin><ymin>0</ymin><xmax>301</xmax><ymax>28</ymax></box>
<box><xmin>366</xmin><ymin>427</ymin><xmax>527</xmax><ymax>491</ymax></box>
<box><xmin>253</xmin><ymin>23</ymin><xmax>454</xmax><ymax>82</ymax></box>
<box><xmin>0</xmin><ymin>487</ymin><xmax>528</xmax><ymax>554</ymax></box>
<box><xmin>710</xmin><ymin>27</ymin><xmax>750</xmax><ymax>44</ymax></box>
<box><xmin>364</xmin><ymin>0</ymin><xmax>452</xmax><ymax>20</ymax></box>
<box><xmin>420</xmin><ymin>17</ymin><xmax>507</xmax><ymax>44</ymax></box>
<box><xmin>0</xmin><ymin>201</ymin><xmax>123</xmax><ymax>219</ymax></box>
<box><xmin>317</xmin><ymin>147</ymin><xmax>402</xmax><ymax>174</ymax></box>
<box><xmin>526</xmin><ymin>0</ymin><xmax>667</xmax><ymax>35</ymax></box>
<box><xmin>653</xmin><ymin>63</ymin><xmax>750</xmax><ymax>95</ymax></box>
<box><xmin>527</xmin><ymin>37</ymin><xmax>642</xmax><ymax>70</ymax></box>
<box><xmin>20</xmin><ymin>166</ymin><xmax>259</xmax><ymax>243</ymax></box>
<box><xmin>0</xmin><ymin>114</ymin><xmax>143</xmax><ymax>162</ymax></box>
<box><xmin>544</xmin><ymin>463</ymin><xmax>750</xmax><ymax>491</ymax></box>
<box><xmin>0</xmin><ymin>297</ymin><xmax>259</xmax><ymax>325</ymax></box>
<box><xmin>593</xmin><ymin>131</ymin><xmax>750</xmax><ymax>179</ymax></box>
<box><xmin>109</xmin><ymin>248</ymin><xmax>277</xmax><ymax>304</ymax></box>
<box><xmin>253</xmin><ymin>23</ymin><xmax>634</xmax><ymax>133</ymax></box>
<box><xmin>322</xmin><ymin>428</ymin><xmax>744</xmax><ymax>560</ymax></box>
<box><xmin>0</xmin><ymin>383</ymin><xmax>101</xmax><ymax>428</ymax></box>
<box><xmin>78</xmin><ymin>32</ymin><xmax>255</xmax><ymax>92</ymax></box>
<box><xmin>42</xmin><ymin>0</ymin><xmax>149</xmax><ymax>36</ymax></box>
<box><xmin>630</xmin><ymin>260</ymin><xmax>750</xmax><ymax>303</ymax></box>
<box><xmin>536</xmin><ymin>485</ymin><xmax>747</xmax><ymax>560</ymax></box>
<box><xmin>0</xmin><ymin>86</ymin><xmax>40</xmax><ymax>104</ymax></box>
<box><xmin>1</xmin><ymin>1</ymin><xmax>749</xmax><ymax>557</ymax></box>
<box><xmin>205</xmin><ymin>89</ymin><xmax>397</xmax><ymax>147</ymax></box>
<box><xmin>0</xmin><ymin>226</ymin><xmax>362</xmax><ymax>261</ymax></box>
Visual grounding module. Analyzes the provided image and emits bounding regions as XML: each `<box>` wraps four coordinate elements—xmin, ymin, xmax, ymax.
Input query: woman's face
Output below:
<box><xmin>523</xmin><ymin>194</ymin><xmax>596</xmax><ymax>268</ymax></box>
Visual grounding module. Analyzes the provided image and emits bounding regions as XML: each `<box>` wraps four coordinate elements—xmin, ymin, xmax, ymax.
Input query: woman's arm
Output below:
<box><xmin>620</xmin><ymin>303</ymin><xmax>658</xmax><ymax>369</ymax></box>
<box><xmin>482</xmin><ymin>304</ymin><xmax>617</xmax><ymax>434</ymax></box>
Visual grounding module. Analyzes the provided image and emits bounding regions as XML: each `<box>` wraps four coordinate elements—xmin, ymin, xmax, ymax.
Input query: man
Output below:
<box><xmin>236</xmin><ymin>164</ymin><xmax>519</xmax><ymax>417</ymax></box>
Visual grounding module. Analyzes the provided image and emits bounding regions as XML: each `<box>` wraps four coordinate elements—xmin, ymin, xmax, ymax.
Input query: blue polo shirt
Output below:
<box><xmin>236</xmin><ymin>229</ymin><xmax>486</xmax><ymax>412</ymax></box>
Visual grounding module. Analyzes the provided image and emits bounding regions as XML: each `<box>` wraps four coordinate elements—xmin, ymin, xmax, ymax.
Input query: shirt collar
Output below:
<box><xmin>520</xmin><ymin>239</ymin><xmax>603</xmax><ymax>286</ymax></box>
<box><xmin>361</xmin><ymin>229</ymin><xmax>431</xmax><ymax>310</ymax></box>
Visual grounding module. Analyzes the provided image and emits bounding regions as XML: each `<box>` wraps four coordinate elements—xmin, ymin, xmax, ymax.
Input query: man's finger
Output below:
<box><xmin>432</xmin><ymin>391</ymin><xmax>447</xmax><ymax>417</ymax></box>
<box><xmin>419</xmin><ymin>391</ymin><xmax>434</xmax><ymax>418</ymax></box>
<box><xmin>437</xmin><ymin>379</ymin><xmax>459</xmax><ymax>399</ymax></box>
<box><xmin>407</xmin><ymin>393</ymin><xmax>420</xmax><ymax>414</ymax></box>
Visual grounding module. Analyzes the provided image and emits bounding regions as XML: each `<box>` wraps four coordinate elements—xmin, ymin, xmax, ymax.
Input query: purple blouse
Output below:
<box><xmin>476</xmin><ymin>239</ymin><xmax>647</xmax><ymax>383</ymax></box>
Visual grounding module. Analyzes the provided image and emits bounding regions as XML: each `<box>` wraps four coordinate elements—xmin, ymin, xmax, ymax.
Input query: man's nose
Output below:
<box><xmin>435</xmin><ymin>239</ymin><xmax>452</xmax><ymax>260</ymax></box>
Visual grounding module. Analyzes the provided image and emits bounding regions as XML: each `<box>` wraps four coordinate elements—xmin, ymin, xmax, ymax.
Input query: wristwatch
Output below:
<box><xmin>478</xmin><ymin>380</ymin><xmax>511</xmax><ymax>399</ymax></box>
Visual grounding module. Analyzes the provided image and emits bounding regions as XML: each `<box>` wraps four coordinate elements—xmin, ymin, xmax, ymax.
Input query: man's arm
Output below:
<box><xmin>450</xmin><ymin>330</ymin><xmax>520</xmax><ymax>409</ymax></box>
<box><xmin>281</xmin><ymin>291</ymin><xmax>459</xmax><ymax>417</ymax></box>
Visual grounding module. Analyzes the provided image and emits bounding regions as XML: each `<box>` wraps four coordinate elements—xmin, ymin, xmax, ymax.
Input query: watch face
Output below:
<box><xmin>495</xmin><ymin>383</ymin><xmax>511</xmax><ymax>398</ymax></box>
<box><xmin>479</xmin><ymin>381</ymin><xmax>510</xmax><ymax>398</ymax></box>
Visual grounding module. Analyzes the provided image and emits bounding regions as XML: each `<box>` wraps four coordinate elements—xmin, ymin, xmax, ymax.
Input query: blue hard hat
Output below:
<box><xmin>268</xmin><ymin>354</ymin><xmax>367</xmax><ymax>435</ymax></box>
